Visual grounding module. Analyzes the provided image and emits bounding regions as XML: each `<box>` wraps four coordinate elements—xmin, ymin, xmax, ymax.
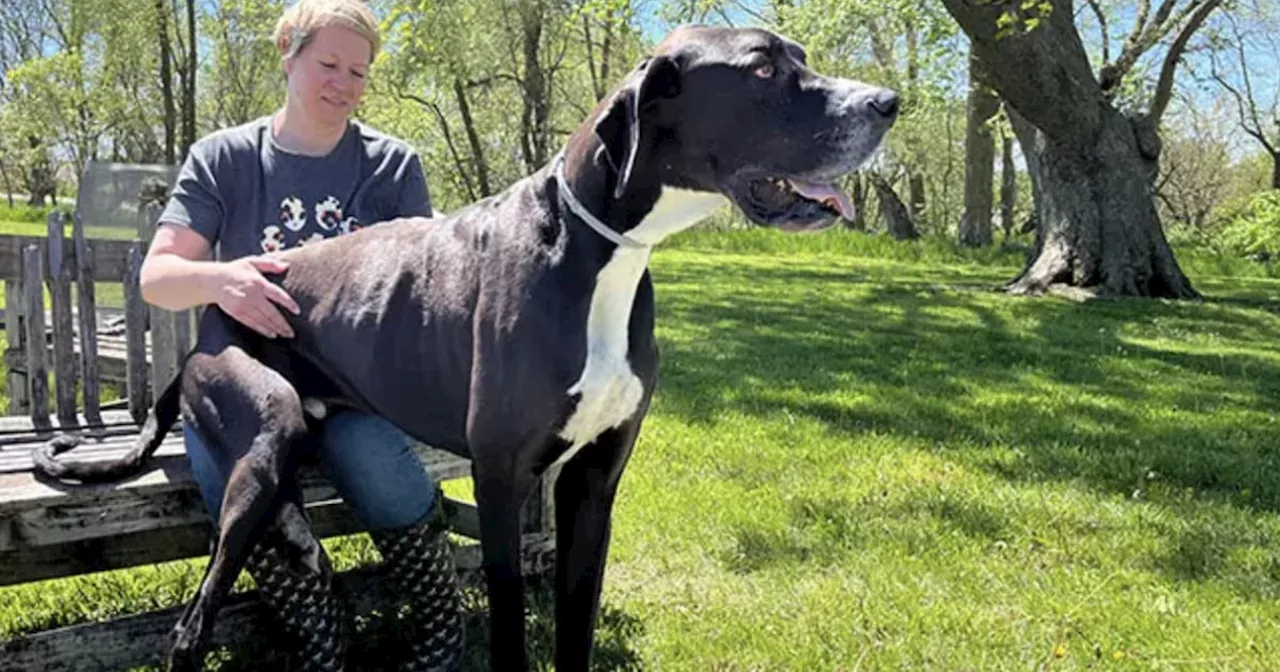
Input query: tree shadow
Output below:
<box><xmin>199</xmin><ymin>574</ymin><xmax>644</xmax><ymax>671</ymax></box>
<box><xmin>648</xmin><ymin>262</ymin><xmax>1280</xmax><ymax>595</ymax></box>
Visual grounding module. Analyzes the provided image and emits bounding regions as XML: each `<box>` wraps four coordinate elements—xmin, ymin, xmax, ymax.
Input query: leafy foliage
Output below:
<box><xmin>1219</xmin><ymin>189</ymin><xmax>1280</xmax><ymax>257</ymax></box>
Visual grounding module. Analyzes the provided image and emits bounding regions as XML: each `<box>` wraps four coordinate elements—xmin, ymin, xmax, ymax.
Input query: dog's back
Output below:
<box><xmin>257</xmin><ymin>166</ymin><xmax>645</xmax><ymax>458</ymax></box>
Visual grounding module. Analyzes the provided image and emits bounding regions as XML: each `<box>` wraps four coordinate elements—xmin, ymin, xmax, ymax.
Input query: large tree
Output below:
<box><xmin>940</xmin><ymin>0</ymin><xmax>1222</xmax><ymax>298</ymax></box>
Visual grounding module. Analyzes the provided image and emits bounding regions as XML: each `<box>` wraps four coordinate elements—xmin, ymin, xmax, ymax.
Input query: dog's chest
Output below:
<box><xmin>555</xmin><ymin>187</ymin><xmax>727</xmax><ymax>458</ymax></box>
<box><xmin>556</xmin><ymin>246</ymin><xmax>650</xmax><ymax>453</ymax></box>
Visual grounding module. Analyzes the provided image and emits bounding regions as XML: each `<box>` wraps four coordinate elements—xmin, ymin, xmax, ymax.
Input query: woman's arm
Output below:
<box><xmin>140</xmin><ymin>223</ymin><xmax>300</xmax><ymax>339</ymax></box>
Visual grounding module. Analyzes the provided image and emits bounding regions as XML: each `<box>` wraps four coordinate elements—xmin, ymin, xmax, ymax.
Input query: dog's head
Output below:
<box><xmin>592</xmin><ymin>25</ymin><xmax>897</xmax><ymax>232</ymax></box>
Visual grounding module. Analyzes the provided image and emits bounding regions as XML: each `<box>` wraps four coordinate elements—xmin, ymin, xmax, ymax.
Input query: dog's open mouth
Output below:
<box><xmin>736</xmin><ymin>176</ymin><xmax>855</xmax><ymax>231</ymax></box>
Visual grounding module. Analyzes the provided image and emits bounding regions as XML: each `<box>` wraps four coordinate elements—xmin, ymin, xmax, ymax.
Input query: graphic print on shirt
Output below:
<box><xmin>280</xmin><ymin>196</ymin><xmax>306</xmax><ymax>231</ymax></box>
<box><xmin>315</xmin><ymin>196</ymin><xmax>342</xmax><ymax>231</ymax></box>
<box><xmin>260</xmin><ymin>225</ymin><xmax>286</xmax><ymax>253</ymax></box>
<box><xmin>263</xmin><ymin>195</ymin><xmax>363</xmax><ymax>253</ymax></box>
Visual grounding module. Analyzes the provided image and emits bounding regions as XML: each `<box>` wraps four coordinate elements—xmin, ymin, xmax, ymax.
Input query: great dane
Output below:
<box><xmin>35</xmin><ymin>24</ymin><xmax>897</xmax><ymax>671</ymax></box>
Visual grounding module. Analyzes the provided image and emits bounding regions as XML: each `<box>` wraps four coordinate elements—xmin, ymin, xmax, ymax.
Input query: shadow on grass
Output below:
<box><xmin>650</xmin><ymin>261</ymin><xmax>1280</xmax><ymax>589</ymax></box>
<box><xmin>199</xmin><ymin>575</ymin><xmax>644</xmax><ymax>672</ymax></box>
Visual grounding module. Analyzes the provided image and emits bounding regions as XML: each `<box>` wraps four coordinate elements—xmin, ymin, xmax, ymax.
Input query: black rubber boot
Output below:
<box><xmin>369</xmin><ymin>493</ymin><xmax>464</xmax><ymax>672</ymax></box>
<box><xmin>244</xmin><ymin>529</ymin><xmax>350</xmax><ymax>672</ymax></box>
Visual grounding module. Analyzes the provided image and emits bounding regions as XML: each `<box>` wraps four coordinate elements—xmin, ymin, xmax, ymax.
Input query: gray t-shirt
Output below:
<box><xmin>160</xmin><ymin>116</ymin><xmax>432</xmax><ymax>260</ymax></box>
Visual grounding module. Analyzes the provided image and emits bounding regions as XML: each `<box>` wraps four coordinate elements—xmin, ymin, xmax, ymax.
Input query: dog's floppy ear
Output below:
<box><xmin>593</xmin><ymin>54</ymin><xmax>681</xmax><ymax>199</ymax></box>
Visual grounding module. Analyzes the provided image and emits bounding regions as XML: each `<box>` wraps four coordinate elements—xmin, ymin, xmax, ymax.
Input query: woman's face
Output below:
<box><xmin>283</xmin><ymin>25</ymin><xmax>372</xmax><ymax>127</ymax></box>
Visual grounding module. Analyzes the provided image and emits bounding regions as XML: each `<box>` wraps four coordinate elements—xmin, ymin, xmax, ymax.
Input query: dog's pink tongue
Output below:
<box><xmin>788</xmin><ymin>179</ymin><xmax>855</xmax><ymax>220</ymax></box>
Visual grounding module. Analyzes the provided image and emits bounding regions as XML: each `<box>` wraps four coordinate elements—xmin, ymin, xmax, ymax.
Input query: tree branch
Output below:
<box><xmin>1208</xmin><ymin>37</ymin><xmax>1275</xmax><ymax>153</ymax></box>
<box><xmin>396</xmin><ymin>90</ymin><xmax>477</xmax><ymax>203</ymax></box>
<box><xmin>1148</xmin><ymin>0</ymin><xmax>1223</xmax><ymax>124</ymax></box>
<box><xmin>1085</xmin><ymin>0</ymin><xmax>1109</xmax><ymax>64</ymax></box>
<box><xmin>939</xmin><ymin>0</ymin><xmax>1102</xmax><ymax>142</ymax></box>
<box><xmin>1099</xmin><ymin>0</ymin><xmax>1199</xmax><ymax>94</ymax></box>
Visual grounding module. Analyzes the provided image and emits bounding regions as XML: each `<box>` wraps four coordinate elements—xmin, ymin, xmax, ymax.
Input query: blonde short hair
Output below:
<box><xmin>273</xmin><ymin>0</ymin><xmax>381</xmax><ymax>61</ymax></box>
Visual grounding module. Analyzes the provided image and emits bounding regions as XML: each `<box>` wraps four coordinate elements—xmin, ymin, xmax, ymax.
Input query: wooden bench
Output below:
<box><xmin>0</xmin><ymin>212</ymin><xmax>556</xmax><ymax>671</ymax></box>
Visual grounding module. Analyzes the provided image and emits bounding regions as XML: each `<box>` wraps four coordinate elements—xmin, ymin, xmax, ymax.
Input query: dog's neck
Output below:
<box><xmin>555</xmin><ymin>142</ymin><xmax>726</xmax><ymax>252</ymax></box>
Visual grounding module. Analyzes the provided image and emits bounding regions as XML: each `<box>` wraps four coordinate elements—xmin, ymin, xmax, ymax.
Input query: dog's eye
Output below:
<box><xmin>753</xmin><ymin>63</ymin><xmax>775</xmax><ymax>79</ymax></box>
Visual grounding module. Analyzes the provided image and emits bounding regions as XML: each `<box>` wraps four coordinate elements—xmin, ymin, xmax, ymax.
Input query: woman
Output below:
<box><xmin>139</xmin><ymin>1</ymin><xmax>462</xmax><ymax>670</ymax></box>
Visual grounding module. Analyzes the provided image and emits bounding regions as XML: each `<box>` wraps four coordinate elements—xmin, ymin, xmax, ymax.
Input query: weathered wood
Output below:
<box><xmin>0</xmin><ymin>440</ymin><xmax>469</xmax><ymax>533</ymax></box>
<box><xmin>47</xmin><ymin>213</ymin><xmax>78</xmax><ymax>423</ymax></box>
<box><xmin>173</xmin><ymin>309</ymin><xmax>192</xmax><ymax>364</ymax></box>
<box><xmin>0</xmin><ymin>234</ymin><xmax>133</xmax><ymax>284</ymax></box>
<box><xmin>73</xmin><ymin>214</ymin><xmax>101</xmax><ymax>424</ymax></box>
<box><xmin>21</xmin><ymin>246</ymin><xmax>49</xmax><ymax>425</ymax></box>
<box><xmin>4</xmin><ymin>280</ymin><xmax>27</xmax><ymax>415</ymax></box>
<box><xmin>0</xmin><ymin>408</ymin><xmax>138</xmax><ymax>436</ymax></box>
<box><xmin>148</xmin><ymin>307</ymin><xmax>177</xmax><ymax>404</ymax></box>
<box><xmin>0</xmin><ymin>537</ymin><xmax>556</xmax><ymax>672</ymax></box>
<box><xmin>138</xmin><ymin>202</ymin><xmax>162</xmax><ymax>244</ymax></box>
<box><xmin>124</xmin><ymin>243</ymin><xmax>150</xmax><ymax>422</ymax></box>
<box><xmin>0</xmin><ymin>493</ymin><xmax>500</xmax><ymax>586</ymax></box>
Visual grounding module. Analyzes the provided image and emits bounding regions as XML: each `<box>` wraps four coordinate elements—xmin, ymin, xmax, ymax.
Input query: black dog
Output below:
<box><xmin>36</xmin><ymin>25</ymin><xmax>897</xmax><ymax>671</ymax></box>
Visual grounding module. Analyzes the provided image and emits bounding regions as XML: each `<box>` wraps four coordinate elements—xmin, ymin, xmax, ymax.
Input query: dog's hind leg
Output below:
<box><xmin>169</xmin><ymin>352</ymin><xmax>328</xmax><ymax>671</ymax></box>
<box><xmin>550</xmin><ymin>422</ymin><xmax>642</xmax><ymax>672</ymax></box>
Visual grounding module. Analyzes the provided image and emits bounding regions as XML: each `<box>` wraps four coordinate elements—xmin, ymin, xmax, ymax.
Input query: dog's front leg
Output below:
<box><xmin>472</xmin><ymin>458</ymin><xmax>538</xmax><ymax>671</ymax></box>
<box><xmin>552</xmin><ymin>421</ymin><xmax>642</xmax><ymax>672</ymax></box>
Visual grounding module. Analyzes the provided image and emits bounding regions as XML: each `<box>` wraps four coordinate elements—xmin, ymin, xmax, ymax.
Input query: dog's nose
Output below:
<box><xmin>868</xmin><ymin>89</ymin><xmax>899</xmax><ymax>119</ymax></box>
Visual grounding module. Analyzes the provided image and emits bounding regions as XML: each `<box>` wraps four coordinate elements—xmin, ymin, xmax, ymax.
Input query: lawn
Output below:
<box><xmin>2</xmin><ymin>228</ymin><xmax>1279</xmax><ymax>670</ymax></box>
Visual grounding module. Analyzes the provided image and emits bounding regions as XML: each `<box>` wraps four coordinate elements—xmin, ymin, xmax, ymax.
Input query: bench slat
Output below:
<box><xmin>1</xmin><ymin>447</ymin><xmax>469</xmax><ymax>548</ymax></box>
<box><xmin>0</xmin><ymin>442</ymin><xmax>469</xmax><ymax>511</ymax></box>
<box><xmin>0</xmin><ymin>408</ymin><xmax>139</xmax><ymax>435</ymax></box>
<box><xmin>73</xmin><ymin>212</ymin><xmax>102</xmax><ymax>423</ymax></box>
<box><xmin>0</xmin><ymin>497</ymin><xmax>495</xmax><ymax>587</ymax></box>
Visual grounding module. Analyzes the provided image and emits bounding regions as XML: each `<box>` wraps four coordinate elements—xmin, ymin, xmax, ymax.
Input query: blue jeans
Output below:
<box><xmin>185</xmin><ymin>410</ymin><xmax>437</xmax><ymax>532</ymax></box>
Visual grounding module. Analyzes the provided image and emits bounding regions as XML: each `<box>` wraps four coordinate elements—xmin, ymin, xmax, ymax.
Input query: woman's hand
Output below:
<box><xmin>211</xmin><ymin>256</ymin><xmax>301</xmax><ymax>339</ymax></box>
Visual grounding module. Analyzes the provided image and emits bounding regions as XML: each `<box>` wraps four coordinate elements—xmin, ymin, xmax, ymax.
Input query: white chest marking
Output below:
<box><xmin>555</xmin><ymin>188</ymin><xmax>727</xmax><ymax>460</ymax></box>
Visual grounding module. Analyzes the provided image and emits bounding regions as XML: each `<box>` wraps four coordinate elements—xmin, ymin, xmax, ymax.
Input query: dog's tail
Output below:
<box><xmin>32</xmin><ymin>374</ymin><xmax>184</xmax><ymax>484</ymax></box>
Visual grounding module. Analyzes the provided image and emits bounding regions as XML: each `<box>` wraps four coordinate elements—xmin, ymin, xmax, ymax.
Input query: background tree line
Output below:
<box><xmin>2</xmin><ymin>0</ymin><xmax>1277</xmax><ymax>297</ymax></box>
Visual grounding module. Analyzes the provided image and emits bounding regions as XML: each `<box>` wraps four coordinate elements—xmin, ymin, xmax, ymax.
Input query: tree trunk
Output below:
<box><xmin>1005</xmin><ymin>108</ymin><xmax>1196</xmax><ymax>298</ymax></box>
<box><xmin>871</xmin><ymin>175</ymin><xmax>919</xmax><ymax>241</ymax></box>
<box><xmin>180</xmin><ymin>0</ymin><xmax>196</xmax><ymax>160</ymax></box>
<box><xmin>25</xmin><ymin>137</ymin><xmax>56</xmax><ymax>207</ymax></box>
<box><xmin>518</xmin><ymin>2</ymin><xmax>550</xmax><ymax>172</ymax></box>
<box><xmin>583</xmin><ymin>12</ymin><xmax>614</xmax><ymax>102</ymax></box>
<box><xmin>907</xmin><ymin>173</ymin><xmax>926</xmax><ymax>221</ymax></box>
<box><xmin>454</xmin><ymin>78</ymin><xmax>492</xmax><ymax>198</ymax></box>
<box><xmin>0</xmin><ymin>159</ymin><xmax>14</xmax><ymax>208</ymax></box>
<box><xmin>843</xmin><ymin>174</ymin><xmax>868</xmax><ymax>232</ymax></box>
<box><xmin>156</xmin><ymin>0</ymin><xmax>175</xmax><ymax>165</ymax></box>
<box><xmin>959</xmin><ymin>52</ymin><xmax>998</xmax><ymax>246</ymax></box>
<box><xmin>940</xmin><ymin>0</ymin><xmax>1199</xmax><ymax>299</ymax></box>
<box><xmin>1271</xmin><ymin>151</ymin><xmax>1280</xmax><ymax>190</ymax></box>
<box><xmin>1000</xmin><ymin>129</ymin><xmax>1016</xmax><ymax>240</ymax></box>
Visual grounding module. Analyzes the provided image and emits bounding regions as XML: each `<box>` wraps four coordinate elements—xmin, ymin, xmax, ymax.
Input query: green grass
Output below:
<box><xmin>0</xmin><ymin>216</ymin><xmax>140</xmax><ymax>241</ymax></box>
<box><xmin>3</xmin><ymin>227</ymin><xmax>1280</xmax><ymax>669</ymax></box>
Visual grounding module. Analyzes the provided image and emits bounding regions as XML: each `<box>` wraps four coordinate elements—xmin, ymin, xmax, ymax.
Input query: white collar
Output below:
<box><xmin>552</xmin><ymin>153</ymin><xmax>649</xmax><ymax>250</ymax></box>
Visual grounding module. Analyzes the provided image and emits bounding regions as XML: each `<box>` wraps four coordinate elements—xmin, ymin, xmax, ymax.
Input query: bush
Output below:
<box><xmin>0</xmin><ymin>202</ymin><xmax>60</xmax><ymax>223</ymax></box>
<box><xmin>1218</xmin><ymin>189</ymin><xmax>1280</xmax><ymax>258</ymax></box>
